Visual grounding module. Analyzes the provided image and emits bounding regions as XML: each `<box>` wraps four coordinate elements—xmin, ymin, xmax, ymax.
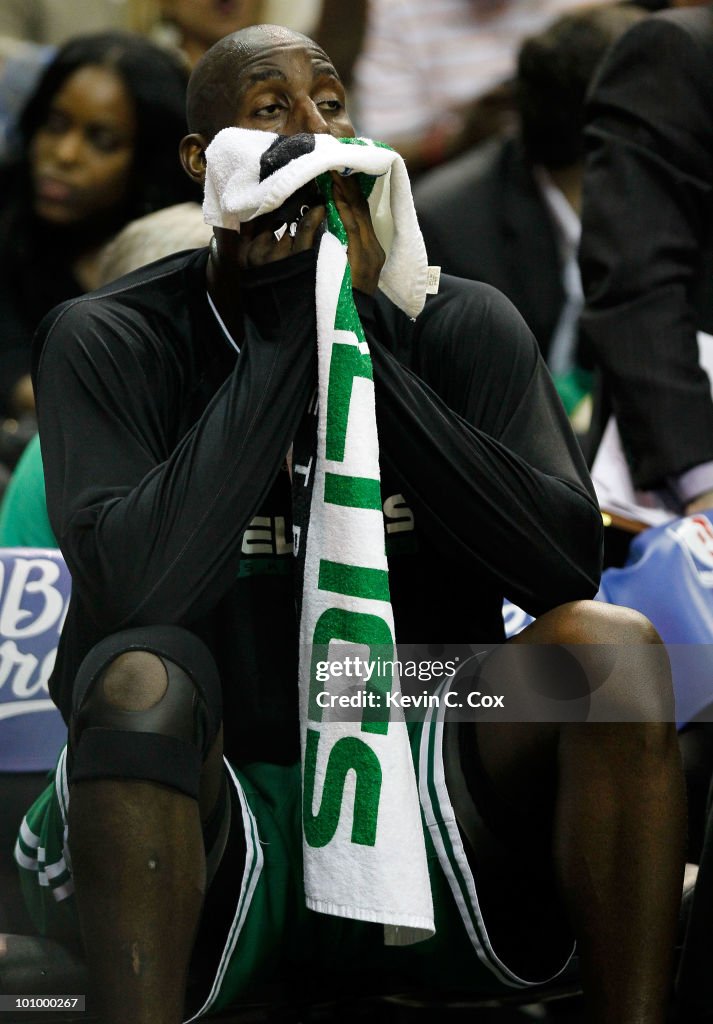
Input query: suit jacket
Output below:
<box><xmin>579</xmin><ymin>5</ymin><xmax>713</xmax><ymax>490</ymax></box>
<box><xmin>413</xmin><ymin>135</ymin><xmax>565</xmax><ymax>361</ymax></box>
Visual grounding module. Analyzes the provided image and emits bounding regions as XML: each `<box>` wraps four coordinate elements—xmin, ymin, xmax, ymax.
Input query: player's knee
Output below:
<box><xmin>545</xmin><ymin>602</ymin><xmax>674</xmax><ymax>723</ymax></box>
<box><xmin>69</xmin><ymin>626</ymin><xmax>222</xmax><ymax>799</ymax></box>
<box><xmin>543</xmin><ymin>600</ymin><xmax>662</xmax><ymax>648</ymax></box>
<box><xmin>100</xmin><ymin>650</ymin><xmax>169</xmax><ymax>711</ymax></box>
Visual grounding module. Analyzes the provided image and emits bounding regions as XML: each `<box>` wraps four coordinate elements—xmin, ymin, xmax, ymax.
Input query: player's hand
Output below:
<box><xmin>331</xmin><ymin>173</ymin><xmax>385</xmax><ymax>295</ymax></box>
<box><xmin>235</xmin><ymin>203</ymin><xmax>326</xmax><ymax>268</ymax></box>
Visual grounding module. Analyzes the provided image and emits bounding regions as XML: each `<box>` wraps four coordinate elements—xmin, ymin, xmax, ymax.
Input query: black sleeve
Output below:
<box><xmin>358</xmin><ymin>281</ymin><xmax>603</xmax><ymax>617</ymax></box>
<box><xmin>578</xmin><ymin>13</ymin><xmax>713</xmax><ymax>488</ymax></box>
<box><xmin>35</xmin><ymin>253</ymin><xmax>318</xmax><ymax>631</ymax></box>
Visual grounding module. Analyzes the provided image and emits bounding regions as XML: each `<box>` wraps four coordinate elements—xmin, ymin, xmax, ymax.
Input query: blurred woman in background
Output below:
<box><xmin>0</xmin><ymin>30</ymin><xmax>197</xmax><ymax>423</ymax></box>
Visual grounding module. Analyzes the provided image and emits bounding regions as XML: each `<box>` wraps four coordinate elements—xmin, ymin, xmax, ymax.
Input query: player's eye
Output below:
<box><xmin>255</xmin><ymin>103</ymin><xmax>285</xmax><ymax>117</ymax></box>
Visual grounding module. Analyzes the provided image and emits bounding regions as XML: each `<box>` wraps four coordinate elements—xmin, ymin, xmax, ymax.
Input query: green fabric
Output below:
<box><xmin>0</xmin><ymin>433</ymin><xmax>57</xmax><ymax>548</ymax></box>
<box><xmin>16</xmin><ymin>752</ymin><xmax>505</xmax><ymax>1018</ymax></box>
<box><xmin>17</xmin><ymin>762</ymin><xmax>77</xmax><ymax>945</ymax></box>
<box><xmin>553</xmin><ymin>365</ymin><xmax>592</xmax><ymax>417</ymax></box>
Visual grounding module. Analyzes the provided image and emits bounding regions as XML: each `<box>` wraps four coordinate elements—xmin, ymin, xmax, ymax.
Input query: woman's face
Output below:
<box><xmin>30</xmin><ymin>64</ymin><xmax>137</xmax><ymax>226</ymax></box>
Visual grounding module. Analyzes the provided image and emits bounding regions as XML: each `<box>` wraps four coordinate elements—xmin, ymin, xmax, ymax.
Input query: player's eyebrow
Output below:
<box><xmin>243</xmin><ymin>67</ymin><xmax>288</xmax><ymax>88</ymax></box>
<box><xmin>239</xmin><ymin>55</ymin><xmax>341</xmax><ymax>95</ymax></box>
<box><xmin>312</xmin><ymin>61</ymin><xmax>340</xmax><ymax>82</ymax></box>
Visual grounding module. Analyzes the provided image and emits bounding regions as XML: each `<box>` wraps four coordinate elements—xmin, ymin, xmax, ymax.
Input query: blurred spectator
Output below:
<box><xmin>151</xmin><ymin>0</ymin><xmax>264</xmax><ymax>68</ymax></box>
<box><xmin>637</xmin><ymin>0</ymin><xmax>713</xmax><ymax>6</ymax></box>
<box><xmin>0</xmin><ymin>37</ymin><xmax>53</xmax><ymax>163</ymax></box>
<box><xmin>0</xmin><ymin>1</ymin><xmax>149</xmax><ymax>46</ymax></box>
<box><xmin>414</xmin><ymin>3</ymin><xmax>644</xmax><ymax>421</ymax></box>
<box><xmin>0</xmin><ymin>3</ymin><xmax>265</xmax><ymax>161</ymax></box>
<box><xmin>351</xmin><ymin>0</ymin><xmax>611</xmax><ymax>175</ymax></box>
<box><xmin>0</xmin><ymin>30</ymin><xmax>197</xmax><ymax>437</ymax></box>
<box><xmin>0</xmin><ymin>202</ymin><xmax>212</xmax><ymax>542</ymax></box>
<box><xmin>310</xmin><ymin>0</ymin><xmax>368</xmax><ymax>88</ymax></box>
<box><xmin>0</xmin><ymin>3</ymin><xmax>155</xmax><ymax>164</ymax></box>
<box><xmin>579</xmin><ymin>4</ymin><xmax>713</xmax><ymax>512</ymax></box>
<box><xmin>96</xmin><ymin>199</ymin><xmax>211</xmax><ymax>281</ymax></box>
<box><xmin>261</xmin><ymin>0</ymin><xmax>322</xmax><ymax>32</ymax></box>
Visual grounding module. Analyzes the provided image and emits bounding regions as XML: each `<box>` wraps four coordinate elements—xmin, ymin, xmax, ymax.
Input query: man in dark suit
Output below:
<box><xmin>414</xmin><ymin>133</ymin><xmax>564</xmax><ymax>360</ymax></box>
<box><xmin>579</xmin><ymin>4</ymin><xmax>713</xmax><ymax>511</ymax></box>
<box><xmin>414</xmin><ymin>4</ymin><xmax>644</xmax><ymax>375</ymax></box>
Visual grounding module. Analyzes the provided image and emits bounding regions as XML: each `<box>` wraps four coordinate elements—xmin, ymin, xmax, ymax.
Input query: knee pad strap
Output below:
<box><xmin>70</xmin><ymin>626</ymin><xmax>222</xmax><ymax>799</ymax></box>
<box><xmin>72</xmin><ymin>730</ymin><xmax>203</xmax><ymax>798</ymax></box>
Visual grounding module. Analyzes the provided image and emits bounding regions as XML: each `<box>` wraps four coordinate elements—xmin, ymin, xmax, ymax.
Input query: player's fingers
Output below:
<box><xmin>290</xmin><ymin>204</ymin><xmax>326</xmax><ymax>252</ymax></box>
<box><xmin>241</xmin><ymin>205</ymin><xmax>324</xmax><ymax>266</ymax></box>
<box><xmin>243</xmin><ymin>229</ymin><xmax>284</xmax><ymax>266</ymax></box>
<box><xmin>332</xmin><ymin>175</ymin><xmax>372</xmax><ymax>242</ymax></box>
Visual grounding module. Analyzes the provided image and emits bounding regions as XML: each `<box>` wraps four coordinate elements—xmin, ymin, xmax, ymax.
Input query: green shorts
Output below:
<box><xmin>15</xmin><ymin>688</ymin><xmax>575</xmax><ymax>1020</ymax></box>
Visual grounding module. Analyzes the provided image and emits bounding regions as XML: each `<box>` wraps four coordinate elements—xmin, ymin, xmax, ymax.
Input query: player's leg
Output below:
<box><xmin>66</xmin><ymin>626</ymin><xmax>230</xmax><ymax>1024</ymax></box>
<box><xmin>454</xmin><ymin>601</ymin><xmax>685</xmax><ymax>1024</ymax></box>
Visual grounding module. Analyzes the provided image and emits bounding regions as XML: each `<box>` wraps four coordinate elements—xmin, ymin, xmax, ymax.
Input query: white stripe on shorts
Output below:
<box><xmin>184</xmin><ymin>758</ymin><xmax>264</xmax><ymax>1023</ymax></box>
<box><xmin>419</xmin><ymin>671</ymin><xmax>574</xmax><ymax>989</ymax></box>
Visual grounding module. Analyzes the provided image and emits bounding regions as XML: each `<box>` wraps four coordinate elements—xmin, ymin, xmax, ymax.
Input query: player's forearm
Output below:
<box><xmin>40</xmin><ymin>256</ymin><xmax>318</xmax><ymax>630</ymax></box>
<box><xmin>370</xmin><ymin>337</ymin><xmax>602</xmax><ymax>615</ymax></box>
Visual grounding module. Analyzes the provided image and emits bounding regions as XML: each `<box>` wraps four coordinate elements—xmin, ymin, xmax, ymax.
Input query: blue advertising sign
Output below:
<box><xmin>0</xmin><ymin>548</ymin><xmax>69</xmax><ymax>771</ymax></box>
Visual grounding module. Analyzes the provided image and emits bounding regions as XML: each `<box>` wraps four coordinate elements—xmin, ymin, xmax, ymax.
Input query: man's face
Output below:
<box><xmin>227</xmin><ymin>38</ymin><xmax>354</xmax><ymax>140</ymax></box>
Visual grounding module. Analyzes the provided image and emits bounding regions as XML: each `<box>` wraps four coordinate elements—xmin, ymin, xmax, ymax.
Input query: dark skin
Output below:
<box><xmin>68</xmin><ymin>26</ymin><xmax>685</xmax><ymax>1024</ymax></box>
<box><xmin>179</xmin><ymin>30</ymin><xmax>385</xmax><ymax>342</ymax></box>
<box><xmin>11</xmin><ymin>63</ymin><xmax>138</xmax><ymax>416</ymax></box>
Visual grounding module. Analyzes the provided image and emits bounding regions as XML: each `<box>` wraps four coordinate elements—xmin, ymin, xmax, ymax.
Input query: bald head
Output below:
<box><xmin>186</xmin><ymin>24</ymin><xmax>331</xmax><ymax>141</ymax></box>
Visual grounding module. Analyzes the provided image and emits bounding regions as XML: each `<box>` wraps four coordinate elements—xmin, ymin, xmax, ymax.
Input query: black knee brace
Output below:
<box><xmin>69</xmin><ymin>626</ymin><xmax>222</xmax><ymax>800</ymax></box>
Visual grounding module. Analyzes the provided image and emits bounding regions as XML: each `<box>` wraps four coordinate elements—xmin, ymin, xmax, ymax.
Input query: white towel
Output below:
<box><xmin>204</xmin><ymin>127</ymin><xmax>429</xmax><ymax>319</ymax></box>
<box><xmin>204</xmin><ymin>128</ymin><xmax>434</xmax><ymax>945</ymax></box>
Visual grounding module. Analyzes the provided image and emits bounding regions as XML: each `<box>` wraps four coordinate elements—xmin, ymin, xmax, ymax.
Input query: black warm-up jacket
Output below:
<box><xmin>32</xmin><ymin>247</ymin><xmax>603</xmax><ymax>765</ymax></box>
